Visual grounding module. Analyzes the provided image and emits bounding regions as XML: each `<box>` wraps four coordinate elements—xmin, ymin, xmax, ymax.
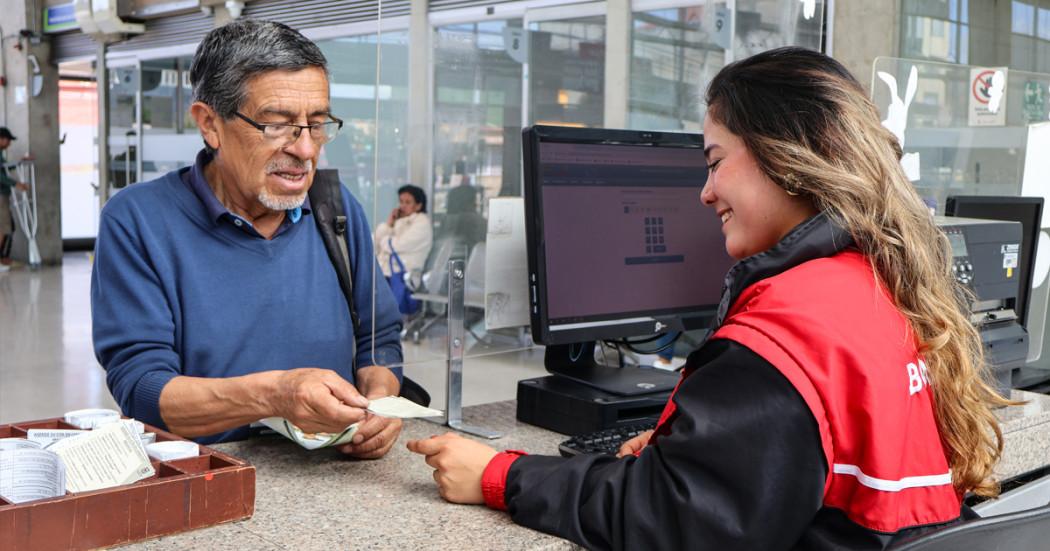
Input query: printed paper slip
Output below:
<box><xmin>48</xmin><ymin>422</ymin><xmax>155</xmax><ymax>493</ymax></box>
<box><xmin>259</xmin><ymin>418</ymin><xmax>360</xmax><ymax>450</ymax></box>
<box><xmin>0</xmin><ymin>449</ymin><xmax>67</xmax><ymax>503</ymax></box>
<box><xmin>27</xmin><ymin>429</ymin><xmax>87</xmax><ymax>448</ymax></box>
<box><xmin>367</xmin><ymin>396</ymin><xmax>443</xmax><ymax>418</ymax></box>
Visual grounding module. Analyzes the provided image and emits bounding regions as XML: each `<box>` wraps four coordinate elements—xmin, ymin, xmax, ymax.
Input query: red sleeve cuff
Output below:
<box><xmin>481</xmin><ymin>450</ymin><xmax>527</xmax><ymax>511</ymax></box>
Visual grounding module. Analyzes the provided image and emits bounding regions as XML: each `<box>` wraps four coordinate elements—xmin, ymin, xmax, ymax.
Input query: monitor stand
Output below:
<box><xmin>543</xmin><ymin>341</ymin><xmax>681</xmax><ymax>396</ymax></box>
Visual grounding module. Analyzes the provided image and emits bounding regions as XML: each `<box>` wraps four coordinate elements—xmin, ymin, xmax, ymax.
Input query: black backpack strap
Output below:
<box><xmin>308</xmin><ymin>169</ymin><xmax>431</xmax><ymax>407</ymax></box>
<box><xmin>309</xmin><ymin>169</ymin><xmax>360</xmax><ymax>330</ymax></box>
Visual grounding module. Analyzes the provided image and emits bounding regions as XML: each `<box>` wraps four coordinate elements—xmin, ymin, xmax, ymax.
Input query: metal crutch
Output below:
<box><xmin>12</xmin><ymin>160</ymin><xmax>40</xmax><ymax>268</ymax></box>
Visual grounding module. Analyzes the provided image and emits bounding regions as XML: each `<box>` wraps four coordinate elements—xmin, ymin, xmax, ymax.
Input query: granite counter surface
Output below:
<box><xmin>995</xmin><ymin>390</ymin><xmax>1050</xmax><ymax>480</ymax></box>
<box><xmin>120</xmin><ymin>401</ymin><xmax>578</xmax><ymax>551</ymax></box>
<box><xmin>118</xmin><ymin>393</ymin><xmax>1050</xmax><ymax>549</ymax></box>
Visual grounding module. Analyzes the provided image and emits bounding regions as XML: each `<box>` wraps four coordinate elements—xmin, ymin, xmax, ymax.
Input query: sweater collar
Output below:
<box><xmin>712</xmin><ymin>211</ymin><xmax>855</xmax><ymax>329</ymax></box>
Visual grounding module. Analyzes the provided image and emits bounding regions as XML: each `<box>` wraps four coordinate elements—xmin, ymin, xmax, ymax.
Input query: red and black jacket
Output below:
<box><xmin>482</xmin><ymin>213</ymin><xmax>967</xmax><ymax>550</ymax></box>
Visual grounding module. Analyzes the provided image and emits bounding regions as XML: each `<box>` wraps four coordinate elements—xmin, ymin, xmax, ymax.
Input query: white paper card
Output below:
<box><xmin>259</xmin><ymin>417</ymin><xmax>359</xmax><ymax>450</ymax></box>
<box><xmin>0</xmin><ymin>449</ymin><xmax>67</xmax><ymax>503</ymax></box>
<box><xmin>484</xmin><ymin>198</ymin><xmax>530</xmax><ymax>330</ymax></box>
<box><xmin>145</xmin><ymin>441</ymin><xmax>198</xmax><ymax>462</ymax></box>
<box><xmin>48</xmin><ymin>422</ymin><xmax>154</xmax><ymax>493</ymax></box>
<box><xmin>63</xmin><ymin>408</ymin><xmax>120</xmax><ymax>429</ymax></box>
<box><xmin>367</xmin><ymin>396</ymin><xmax>443</xmax><ymax>418</ymax></box>
<box><xmin>0</xmin><ymin>438</ymin><xmax>42</xmax><ymax>451</ymax></box>
<box><xmin>27</xmin><ymin>429</ymin><xmax>87</xmax><ymax>448</ymax></box>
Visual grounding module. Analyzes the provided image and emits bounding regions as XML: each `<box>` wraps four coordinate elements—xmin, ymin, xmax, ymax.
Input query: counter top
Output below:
<box><xmin>122</xmin><ymin>401</ymin><xmax>577</xmax><ymax>550</ymax></box>
<box><xmin>121</xmin><ymin>392</ymin><xmax>1050</xmax><ymax>550</ymax></box>
<box><xmin>996</xmin><ymin>389</ymin><xmax>1050</xmax><ymax>480</ymax></box>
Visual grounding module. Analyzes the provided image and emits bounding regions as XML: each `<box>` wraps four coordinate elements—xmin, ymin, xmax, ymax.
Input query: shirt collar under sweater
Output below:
<box><xmin>183</xmin><ymin>148</ymin><xmax>312</xmax><ymax>238</ymax></box>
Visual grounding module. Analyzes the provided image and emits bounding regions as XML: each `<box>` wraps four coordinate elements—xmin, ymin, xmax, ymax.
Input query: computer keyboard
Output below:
<box><xmin>558</xmin><ymin>421</ymin><xmax>657</xmax><ymax>457</ymax></box>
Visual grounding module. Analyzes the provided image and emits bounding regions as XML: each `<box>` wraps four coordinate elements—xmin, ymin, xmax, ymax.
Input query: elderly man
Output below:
<box><xmin>91</xmin><ymin>20</ymin><xmax>404</xmax><ymax>458</ymax></box>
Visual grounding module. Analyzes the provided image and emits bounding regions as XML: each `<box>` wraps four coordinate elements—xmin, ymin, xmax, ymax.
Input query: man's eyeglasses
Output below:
<box><xmin>234</xmin><ymin>112</ymin><xmax>343</xmax><ymax>146</ymax></box>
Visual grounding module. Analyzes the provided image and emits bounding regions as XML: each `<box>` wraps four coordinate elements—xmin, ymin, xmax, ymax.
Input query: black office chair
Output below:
<box><xmin>888</xmin><ymin>502</ymin><xmax>1050</xmax><ymax>550</ymax></box>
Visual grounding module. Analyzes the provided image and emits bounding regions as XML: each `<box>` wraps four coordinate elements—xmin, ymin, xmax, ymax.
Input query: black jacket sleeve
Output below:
<box><xmin>504</xmin><ymin>339</ymin><xmax>828</xmax><ymax>551</ymax></box>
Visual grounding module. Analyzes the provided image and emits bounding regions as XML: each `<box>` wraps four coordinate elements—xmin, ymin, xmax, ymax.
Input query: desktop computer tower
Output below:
<box><xmin>517</xmin><ymin>375</ymin><xmax>672</xmax><ymax>436</ymax></box>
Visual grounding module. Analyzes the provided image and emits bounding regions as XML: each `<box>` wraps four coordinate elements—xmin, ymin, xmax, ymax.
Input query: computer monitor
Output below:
<box><xmin>945</xmin><ymin>195</ymin><xmax>1044</xmax><ymax>330</ymax></box>
<box><xmin>522</xmin><ymin>125</ymin><xmax>735</xmax><ymax>394</ymax></box>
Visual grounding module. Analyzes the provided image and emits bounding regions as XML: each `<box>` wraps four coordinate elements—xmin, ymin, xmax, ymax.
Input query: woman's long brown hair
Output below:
<box><xmin>706</xmin><ymin>47</ymin><xmax>1011</xmax><ymax>497</ymax></box>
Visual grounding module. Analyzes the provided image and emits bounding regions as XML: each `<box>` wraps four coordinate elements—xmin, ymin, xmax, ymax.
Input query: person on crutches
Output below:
<box><xmin>0</xmin><ymin>127</ymin><xmax>29</xmax><ymax>273</ymax></box>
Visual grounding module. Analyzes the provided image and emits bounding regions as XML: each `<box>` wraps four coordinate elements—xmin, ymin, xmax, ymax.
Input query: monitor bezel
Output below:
<box><xmin>944</xmin><ymin>194</ymin><xmax>1044</xmax><ymax>329</ymax></box>
<box><xmin>522</xmin><ymin>124</ymin><xmax>721</xmax><ymax>346</ymax></box>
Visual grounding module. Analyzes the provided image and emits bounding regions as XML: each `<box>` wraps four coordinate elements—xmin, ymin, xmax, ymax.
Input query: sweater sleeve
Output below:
<box><xmin>91</xmin><ymin>208</ymin><xmax>181</xmax><ymax>431</ymax></box>
<box><xmin>343</xmin><ymin>188</ymin><xmax>404</xmax><ymax>376</ymax></box>
<box><xmin>500</xmin><ymin>339</ymin><xmax>827</xmax><ymax>551</ymax></box>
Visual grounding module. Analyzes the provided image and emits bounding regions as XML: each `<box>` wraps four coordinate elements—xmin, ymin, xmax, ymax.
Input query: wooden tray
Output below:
<box><xmin>0</xmin><ymin>417</ymin><xmax>255</xmax><ymax>550</ymax></box>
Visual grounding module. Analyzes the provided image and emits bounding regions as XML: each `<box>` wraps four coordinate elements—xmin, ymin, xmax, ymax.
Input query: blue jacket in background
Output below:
<box><xmin>91</xmin><ymin>164</ymin><xmax>403</xmax><ymax>444</ymax></box>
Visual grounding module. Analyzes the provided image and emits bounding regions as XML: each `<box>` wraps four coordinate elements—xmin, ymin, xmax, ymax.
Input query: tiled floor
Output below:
<box><xmin>0</xmin><ymin>253</ymin><xmax>554</xmax><ymax>425</ymax></box>
<box><xmin>0</xmin><ymin>253</ymin><xmax>117</xmax><ymax>424</ymax></box>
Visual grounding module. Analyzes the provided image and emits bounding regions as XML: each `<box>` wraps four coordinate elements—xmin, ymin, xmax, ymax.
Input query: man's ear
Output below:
<box><xmin>189</xmin><ymin>101</ymin><xmax>222</xmax><ymax>151</ymax></box>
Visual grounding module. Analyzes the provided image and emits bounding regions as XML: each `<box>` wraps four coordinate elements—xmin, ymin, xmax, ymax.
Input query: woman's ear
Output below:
<box><xmin>189</xmin><ymin>102</ymin><xmax>222</xmax><ymax>151</ymax></box>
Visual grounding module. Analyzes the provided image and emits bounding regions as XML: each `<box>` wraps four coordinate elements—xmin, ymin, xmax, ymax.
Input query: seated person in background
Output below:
<box><xmin>408</xmin><ymin>47</ymin><xmax>1010</xmax><ymax>549</ymax></box>
<box><xmin>439</xmin><ymin>166</ymin><xmax>487</xmax><ymax>250</ymax></box>
<box><xmin>374</xmin><ymin>184</ymin><xmax>433</xmax><ymax>282</ymax></box>
<box><xmin>91</xmin><ymin>19</ymin><xmax>404</xmax><ymax>458</ymax></box>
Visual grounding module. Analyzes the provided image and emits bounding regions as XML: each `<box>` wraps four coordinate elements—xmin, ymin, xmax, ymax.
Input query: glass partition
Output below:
<box><xmin>871</xmin><ymin>56</ymin><xmax>1050</xmax><ymax>207</ymax></box>
<box><xmin>358</xmin><ymin>0</ymin><xmax>827</xmax><ymax>400</ymax></box>
<box><xmin>317</xmin><ymin>32</ymin><xmax>410</xmax><ymax>225</ymax></box>
<box><xmin>872</xmin><ymin>55</ymin><xmax>1050</xmax><ymax>366</ymax></box>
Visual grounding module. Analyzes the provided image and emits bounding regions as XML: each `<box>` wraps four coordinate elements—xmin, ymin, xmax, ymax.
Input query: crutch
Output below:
<box><xmin>11</xmin><ymin>160</ymin><xmax>40</xmax><ymax>268</ymax></box>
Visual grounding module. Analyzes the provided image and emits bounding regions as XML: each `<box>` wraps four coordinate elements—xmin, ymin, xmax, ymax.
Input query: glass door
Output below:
<box><xmin>523</xmin><ymin>2</ymin><xmax>607</xmax><ymax>128</ymax></box>
<box><xmin>106</xmin><ymin>61</ymin><xmax>141</xmax><ymax>195</ymax></box>
<box><xmin>140</xmin><ymin>57</ymin><xmax>200</xmax><ymax>181</ymax></box>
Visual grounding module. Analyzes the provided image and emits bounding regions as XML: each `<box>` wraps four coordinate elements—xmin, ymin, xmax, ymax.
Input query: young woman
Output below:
<box><xmin>408</xmin><ymin>47</ymin><xmax>1009</xmax><ymax>550</ymax></box>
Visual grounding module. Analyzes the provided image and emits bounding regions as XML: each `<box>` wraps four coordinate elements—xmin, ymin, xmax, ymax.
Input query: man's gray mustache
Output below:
<box><xmin>267</xmin><ymin>159</ymin><xmax>314</xmax><ymax>173</ymax></box>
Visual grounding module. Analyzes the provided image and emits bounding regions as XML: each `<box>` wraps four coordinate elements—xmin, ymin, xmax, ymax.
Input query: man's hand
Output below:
<box><xmin>270</xmin><ymin>368</ymin><xmax>369</xmax><ymax>434</ymax></box>
<box><xmin>616</xmin><ymin>429</ymin><xmax>654</xmax><ymax>458</ymax></box>
<box><xmin>336</xmin><ymin>365</ymin><xmax>403</xmax><ymax>459</ymax></box>
<box><xmin>406</xmin><ymin>433</ymin><xmax>498</xmax><ymax>504</ymax></box>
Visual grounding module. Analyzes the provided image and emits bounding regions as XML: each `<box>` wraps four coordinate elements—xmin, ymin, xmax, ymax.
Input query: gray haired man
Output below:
<box><xmin>91</xmin><ymin>20</ymin><xmax>406</xmax><ymax>457</ymax></box>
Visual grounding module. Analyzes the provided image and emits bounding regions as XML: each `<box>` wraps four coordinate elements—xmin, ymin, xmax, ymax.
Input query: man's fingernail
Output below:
<box><xmin>353</xmin><ymin>435</ymin><xmax>363</xmax><ymax>444</ymax></box>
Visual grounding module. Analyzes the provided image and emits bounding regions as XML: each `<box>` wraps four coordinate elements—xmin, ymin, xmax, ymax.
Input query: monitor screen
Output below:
<box><xmin>524</xmin><ymin>126</ymin><xmax>735</xmax><ymax>345</ymax></box>
<box><xmin>945</xmin><ymin>195</ymin><xmax>1044</xmax><ymax>329</ymax></box>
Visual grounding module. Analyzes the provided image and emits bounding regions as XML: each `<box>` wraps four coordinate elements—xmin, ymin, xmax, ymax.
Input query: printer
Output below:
<box><xmin>936</xmin><ymin>216</ymin><xmax>1027</xmax><ymax>397</ymax></box>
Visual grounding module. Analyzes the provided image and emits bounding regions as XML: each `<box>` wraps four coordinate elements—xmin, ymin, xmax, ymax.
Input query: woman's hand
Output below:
<box><xmin>407</xmin><ymin>433</ymin><xmax>498</xmax><ymax>504</ymax></box>
<box><xmin>616</xmin><ymin>429</ymin><xmax>654</xmax><ymax>458</ymax></box>
<box><xmin>387</xmin><ymin>207</ymin><xmax>400</xmax><ymax>227</ymax></box>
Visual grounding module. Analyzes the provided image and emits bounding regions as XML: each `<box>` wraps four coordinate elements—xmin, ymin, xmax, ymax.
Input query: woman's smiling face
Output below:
<box><xmin>700</xmin><ymin>118</ymin><xmax>818</xmax><ymax>260</ymax></box>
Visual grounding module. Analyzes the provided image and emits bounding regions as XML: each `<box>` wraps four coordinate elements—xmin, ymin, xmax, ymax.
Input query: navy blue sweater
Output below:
<box><xmin>91</xmin><ymin>166</ymin><xmax>403</xmax><ymax>443</ymax></box>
